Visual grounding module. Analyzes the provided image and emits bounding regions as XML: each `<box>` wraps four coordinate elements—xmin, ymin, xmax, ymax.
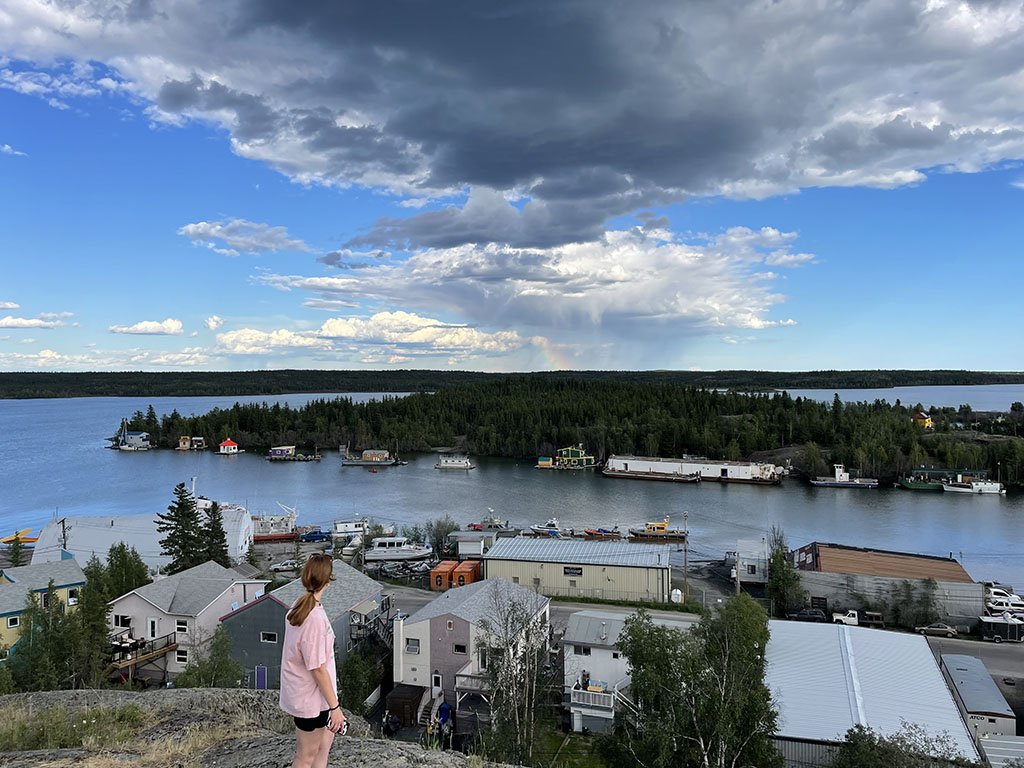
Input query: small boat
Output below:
<box><xmin>628</xmin><ymin>516</ymin><xmax>685</xmax><ymax>542</ymax></box>
<box><xmin>368</xmin><ymin>468</ymin><xmax>378</xmax><ymax>473</ymax></box>
<box><xmin>583</xmin><ymin>526</ymin><xmax>621</xmax><ymax>540</ymax></box>
<box><xmin>530</xmin><ymin>517</ymin><xmax>566</xmax><ymax>536</ymax></box>
<box><xmin>363</xmin><ymin>536</ymin><xmax>434</xmax><ymax>562</ymax></box>
<box><xmin>942</xmin><ymin>480</ymin><xmax>1005</xmax><ymax>495</ymax></box>
<box><xmin>809</xmin><ymin>464</ymin><xmax>878</xmax><ymax>488</ymax></box>
<box><xmin>435</xmin><ymin>453</ymin><xmax>476</xmax><ymax>470</ymax></box>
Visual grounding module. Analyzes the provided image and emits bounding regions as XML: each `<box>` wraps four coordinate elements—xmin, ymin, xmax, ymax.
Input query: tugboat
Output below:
<box><xmin>628</xmin><ymin>516</ymin><xmax>686</xmax><ymax>542</ymax></box>
<box><xmin>809</xmin><ymin>464</ymin><xmax>878</xmax><ymax>489</ymax></box>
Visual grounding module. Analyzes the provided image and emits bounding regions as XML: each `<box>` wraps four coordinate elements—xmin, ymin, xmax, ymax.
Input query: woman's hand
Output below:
<box><xmin>329</xmin><ymin>707</ymin><xmax>346</xmax><ymax>734</ymax></box>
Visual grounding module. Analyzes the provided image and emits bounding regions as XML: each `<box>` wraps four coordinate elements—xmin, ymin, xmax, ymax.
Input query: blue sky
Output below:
<box><xmin>2</xmin><ymin>1</ymin><xmax>1023</xmax><ymax>372</ymax></box>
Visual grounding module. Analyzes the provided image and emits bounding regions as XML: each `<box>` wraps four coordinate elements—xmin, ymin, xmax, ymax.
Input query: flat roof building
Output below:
<box><xmin>483</xmin><ymin>537</ymin><xmax>673</xmax><ymax>603</ymax></box>
<box><xmin>940</xmin><ymin>654</ymin><xmax>1016</xmax><ymax>743</ymax></box>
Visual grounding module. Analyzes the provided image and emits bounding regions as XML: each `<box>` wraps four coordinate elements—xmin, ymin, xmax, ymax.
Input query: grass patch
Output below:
<box><xmin>0</xmin><ymin>703</ymin><xmax>143</xmax><ymax>751</ymax></box>
<box><xmin>549</xmin><ymin>594</ymin><xmax>707</xmax><ymax>615</ymax></box>
<box><xmin>530</xmin><ymin>724</ymin><xmax>609</xmax><ymax>768</ymax></box>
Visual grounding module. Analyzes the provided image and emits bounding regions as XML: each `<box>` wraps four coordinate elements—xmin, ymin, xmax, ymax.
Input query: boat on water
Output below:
<box><xmin>363</xmin><ymin>536</ymin><xmax>434</xmax><ymax>561</ymax></box>
<box><xmin>435</xmin><ymin>453</ymin><xmax>475</xmax><ymax>470</ymax></box>
<box><xmin>583</xmin><ymin>526</ymin><xmax>622</xmax><ymax>540</ymax></box>
<box><xmin>530</xmin><ymin>517</ymin><xmax>567</xmax><ymax>536</ymax></box>
<box><xmin>601</xmin><ymin>466</ymin><xmax>700</xmax><ymax>483</ymax></box>
<box><xmin>340</xmin><ymin>443</ymin><xmax>397</xmax><ymax>467</ymax></box>
<box><xmin>628</xmin><ymin>516</ymin><xmax>686</xmax><ymax>542</ymax></box>
<box><xmin>603</xmin><ymin>455</ymin><xmax>780</xmax><ymax>484</ymax></box>
<box><xmin>896</xmin><ymin>474</ymin><xmax>944</xmax><ymax>491</ymax></box>
<box><xmin>942</xmin><ymin>480</ymin><xmax>1006</xmax><ymax>495</ymax></box>
<box><xmin>810</xmin><ymin>464</ymin><xmax>878</xmax><ymax>489</ymax></box>
<box><xmin>537</xmin><ymin>444</ymin><xmax>598</xmax><ymax>470</ymax></box>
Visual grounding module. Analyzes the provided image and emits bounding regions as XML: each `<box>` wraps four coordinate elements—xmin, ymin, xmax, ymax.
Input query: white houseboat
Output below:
<box><xmin>435</xmin><ymin>453</ymin><xmax>476</xmax><ymax>470</ymax></box>
<box><xmin>942</xmin><ymin>480</ymin><xmax>1006</xmax><ymax>495</ymax></box>
<box><xmin>602</xmin><ymin>455</ymin><xmax>781</xmax><ymax>485</ymax></box>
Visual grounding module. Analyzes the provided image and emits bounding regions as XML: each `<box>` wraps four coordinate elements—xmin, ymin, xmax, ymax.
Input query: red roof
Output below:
<box><xmin>219</xmin><ymin>438</ymin><xmax>238</xmax><ymax>446</ymax></box>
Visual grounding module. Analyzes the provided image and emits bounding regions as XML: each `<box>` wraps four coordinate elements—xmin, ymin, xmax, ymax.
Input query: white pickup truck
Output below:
<box><xmin>832</xmin><ymin>610</ymin><xmax>885</xmax><ymax>628</ymax></box>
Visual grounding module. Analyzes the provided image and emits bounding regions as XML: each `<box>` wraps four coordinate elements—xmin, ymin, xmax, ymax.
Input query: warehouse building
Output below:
<box><xmin>940</xmin><ymin>654</ymin><xmax>1016</xmax><ymax>744</ymax></box>
<box><xmin>765</xmin><ymin>620</ymin><xmax>979</xmax><ymax>767</ymax></box>
<box><xmin>482</xmin><ymin>538</ymin><xmax>673</xmax><ymax>603</ymax></box>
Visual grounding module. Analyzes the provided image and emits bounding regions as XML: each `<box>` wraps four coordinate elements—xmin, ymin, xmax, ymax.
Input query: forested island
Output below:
<box><xmin>4</xmin><ymin>368</ymin><xmax>1024</xmax><ymax>399</ymax></box>
<box><xmin>120</xmin><ymin>377</ymin><xmax>1024</xmax><ymax>485</ymax></box>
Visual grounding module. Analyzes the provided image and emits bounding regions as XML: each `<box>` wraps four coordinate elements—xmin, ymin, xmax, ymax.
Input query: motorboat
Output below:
<box><xmin>942</xmin><ymin>480</ymin><xmax>1005</xmax><ymax>495</ymax></box>
<box><xmin>529</xmin><ymin>518</ymin><xmax>566</xmax><ymax>536</ymax></box>
<box><xmin>628</xmin><ymin>516</ymin><xmax>685</xmax><ymax>542</ymax></box>
<box><xmin>363</xmin><ymin>536</ymin><xmax>434</xmax><ymax>562</ymax></box>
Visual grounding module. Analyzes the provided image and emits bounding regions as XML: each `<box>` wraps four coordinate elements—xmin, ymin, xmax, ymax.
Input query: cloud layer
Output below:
<box><xmin>108</xmin><ymin>318</ymin><xmax>184</xmax><ymax>335</ymax></box>
<box><xmin>2</xmin><ymin>1</ymin><xmax>1024</xmax><ymax>248</ymax></box>
<box><xmin>178</xmin><ymin>218</ymin><xmax>316</xmax><ymax>257</ymax></box>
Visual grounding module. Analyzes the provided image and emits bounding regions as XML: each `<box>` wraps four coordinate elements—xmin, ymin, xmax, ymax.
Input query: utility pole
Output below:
<box><xmin>682</xmin><ymin>511</ymin><xmax>689</xmax><ymax>601</ymax></box>
<box><xmin>736</xmin><ymin>545</ymin><xmax>742</xmax><ymax>596</ymax></box>
<box><xmin>59</xmin><ymin>518</ymin><xmax>68</xmax><ymax>550</ymax></box>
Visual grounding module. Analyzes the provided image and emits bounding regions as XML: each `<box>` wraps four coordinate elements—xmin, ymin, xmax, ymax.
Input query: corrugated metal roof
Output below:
<box><xmin>406</xmin><ymin>578</ymin><xmax>548</xmax><ymax>627</ymax></box>
<box><xmin>564</xmin><ymin>609</ymin><xmax>695</xmax><ymax>646</ymax></box>
<box><xmin>941</xmin><ymin>654</ymin><xmax>1014</xmax><ymax>717</ymax></box>
<box><xmin>765</xmin><ymin>620</ymin><xmax>978</xmax><ymax>762</ymax></box>
<box><xmin>0</xmin><ymin>559</ymin><xmax>86</xmax><ymax>615</ymax></box>
<box><xmin>484</xmin><ymin>537</ymin><xmax>673</xmax><ymax>568</ymax></box>
<box><xmin>981</xmin><ymin>735</ymin><xmax>1024</xmax><ymax>768</ymax></box>
<box><xmin>271</xmin><ymin>560</ymin><xmax>382</xmax><ymax>620</ymax></box>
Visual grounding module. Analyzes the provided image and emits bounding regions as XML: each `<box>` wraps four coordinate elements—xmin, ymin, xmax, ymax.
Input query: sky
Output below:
<box><xmin>1</xmin><ymin>0</ymin><xmax>1023</xmax><ymax>373</ymax></box>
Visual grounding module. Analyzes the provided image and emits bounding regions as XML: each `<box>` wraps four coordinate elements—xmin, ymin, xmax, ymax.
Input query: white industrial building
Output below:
<box><xmin>483</xmin><ymin>538</ymin><xmax>674</xmax><ymax>603</ymax></box>
<box><xmin>765</xmin><ymin>620</ymin><xmax>979</xmax><ymax>767</ymax></box>
<box><xmin>604</xmin><ymin>454</ymin><xmax>782</xmax><ymax>483</ymax></box>
<box><xmin>32</xmin><ymin>504</ymin><xmax>254</xmax><ymax>572</ymax></box>
<box><xmin>940</xmin><ymin>654</ymin><xmax>1016</xmax><ymax>744</ymax></box>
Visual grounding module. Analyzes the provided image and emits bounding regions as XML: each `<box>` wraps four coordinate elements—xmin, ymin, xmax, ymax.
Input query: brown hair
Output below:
<box><xmin>286</xmin><ymin>554</ymin><xmax>335</xmax><ymax>626</ymax></box>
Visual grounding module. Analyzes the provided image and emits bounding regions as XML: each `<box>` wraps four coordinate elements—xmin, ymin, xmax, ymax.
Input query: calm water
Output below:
<box><xmin>2</xmin><ymin>388</ymin><xmax>1022</xmax><ymax>586</ymax></box>
<box><xmin>784</xmin><ymin>383</ymin><xmax>1024</xmax><ymax>411</ymax></box>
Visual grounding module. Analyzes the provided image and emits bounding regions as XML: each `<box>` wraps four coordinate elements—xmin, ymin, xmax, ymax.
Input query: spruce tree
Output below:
<box><xmin>9</xmin><ymin>581</ymin><xmax>73</xmax><ymax>691</ymax></box>
<box><xmin>71</xmin><ymin>554</ymin><xmax>112</xmax><ymax>688</ymax></box>
<box><xmin>7</xmin><ymin>536</ymin><xmax>26</xmax><ymax>567</ymax></box>
<box><xmin>202</xmin><ymin>501</ymin><xmax>231</xmax><ymax>567</ymax></box>
<box><xmin>107</xmin><ymin>542</ymin><xmax>152</xmax><ymax>597</ymax></box>
<box><xmin>156</xmin><ymin>482</ymin><xmax>202</xmax><ymax>574</ymax></box>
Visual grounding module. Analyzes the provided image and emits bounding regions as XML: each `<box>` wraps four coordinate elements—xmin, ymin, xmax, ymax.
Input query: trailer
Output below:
<box><xmin>981</xmin><ymin>615</ymin><xmax>1024</xmax><ymax>643</ymax></box>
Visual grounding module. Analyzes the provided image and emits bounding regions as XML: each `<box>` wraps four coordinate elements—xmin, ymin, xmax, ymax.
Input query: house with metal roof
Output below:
<box><xmin>31</xmin><ymin>505</ymin><xmax>254</xmax><ymax>572</ymax></box>
<box><xmin>562</xmin><ymin>608</ymin><xmax>698</xmax><ymax>733</ymax></box>
<box><xmin>482</xmin><ymin>537</ymin><xmax>673</xmax><ymax>603</ymax></box>
<box><xmin>940</xmin><ymin>654</ymin><xmax>1016</xmax><ymax>743</ymax></box>
<box><xmin>219</xmin><ymin>559</ymin><xmax>387</xmax><ymax>689</ymax></box>
<box><xmin>391</xmin><ymin>578</ymin><xmax>549</xmax><ymax>734</ymax></box>
<box><xmin>765</xmin><ymin>619</ymin><xmax>979</xmax><ymax>767</ymax></box>
<box><xmin>0</xmin><ymin>559</ymin><xmax>86</xmax><ymax>649</ymax></box>
<box><xmin>107</xmin><ymin>561</ymin><xmax>269</xmax><ymax>684</ymax></box>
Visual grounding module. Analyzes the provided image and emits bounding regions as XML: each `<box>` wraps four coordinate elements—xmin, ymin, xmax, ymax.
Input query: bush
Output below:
<box><xmin>0</xmin><ymin>703</ymin><xmax>143</xmax><ymax>751</ymax></box>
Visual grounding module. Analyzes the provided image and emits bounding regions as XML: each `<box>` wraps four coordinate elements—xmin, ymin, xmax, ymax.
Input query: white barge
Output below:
<box><xmin>603</xmin><ymin>455</ymin><xmax>782</xmax><ymax>485</ymax></box>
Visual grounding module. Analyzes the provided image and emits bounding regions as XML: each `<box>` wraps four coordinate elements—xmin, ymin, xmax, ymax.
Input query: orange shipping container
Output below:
<box><xmin>452</xmin><ymin>560</ymin><xmax>482</xmax><ymax>588</ymax></box>
<box><xmin>430</xmin><ymin>560</ymin><xmax>459</xmax><ymax>590</ymax></box>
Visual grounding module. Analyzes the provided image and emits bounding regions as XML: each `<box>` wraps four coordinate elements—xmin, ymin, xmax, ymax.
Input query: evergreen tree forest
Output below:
<box><xmin>122</xmin><ymin>378</ymin><xmax>1024</xmax><ymax>483</ymax></box>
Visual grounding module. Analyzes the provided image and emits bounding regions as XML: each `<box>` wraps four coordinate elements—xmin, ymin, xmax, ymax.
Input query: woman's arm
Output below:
<box><xmin>310</xmin><ymin>664</ymin><xmax>345</xmax><ymax>732</ymax></box>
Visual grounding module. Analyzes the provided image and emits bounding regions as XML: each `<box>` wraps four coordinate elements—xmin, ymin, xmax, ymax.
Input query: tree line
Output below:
<box><xmin>124</xmin><ymin>379</ymin><xmax>1024</xmax><ymax>483</ymax></box>
<box><xmin>5</xmin><ymin>368</ymin><xmax>1024</xmax><ymax>399</ymax></box>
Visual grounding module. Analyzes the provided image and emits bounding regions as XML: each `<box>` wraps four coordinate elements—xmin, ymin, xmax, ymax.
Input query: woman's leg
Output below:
<box><xmin>292</xmin><ymin>726</ymin><xmax>323</xmax><ymax>768</ymax></box>
<box><xmin>313</xmin><ymin>726</ymin><xmax>336</xmax><ymax>768</ymax></box>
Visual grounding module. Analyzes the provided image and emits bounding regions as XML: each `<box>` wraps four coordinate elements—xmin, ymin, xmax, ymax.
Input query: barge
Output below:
<box><xmin>603</xmin><ymin>455</ymin><xmax>781</xmax><ymax>485</ymax></box>
<box><xmin>810</xmin><ymin>464</ymin><xmax>878</xmax><ymax>488</ymax></box>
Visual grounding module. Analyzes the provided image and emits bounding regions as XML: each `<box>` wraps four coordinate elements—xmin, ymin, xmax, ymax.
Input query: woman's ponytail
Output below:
<box><xmin>287</xmin><ymin>554</ymin><xmax>335</xmax><ymax>626</ymax></box>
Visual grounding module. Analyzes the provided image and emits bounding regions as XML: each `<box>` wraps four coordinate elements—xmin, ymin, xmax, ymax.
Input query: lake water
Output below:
<box><xmin>2</xmin><ymin>388</ymin><xmax>1022</xmax><ymax>586</ymax></box>
<box><xmin>783</xmin><ymin>383</ymin><xmax>1024</xmax><ymax>411</ymax></box>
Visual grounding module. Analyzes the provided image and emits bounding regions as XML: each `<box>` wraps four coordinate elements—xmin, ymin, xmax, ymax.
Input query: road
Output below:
<box><xmin>926</xmin><ymin>634</ymin><xmax>1024</xmax><ymax>679</ymax></box>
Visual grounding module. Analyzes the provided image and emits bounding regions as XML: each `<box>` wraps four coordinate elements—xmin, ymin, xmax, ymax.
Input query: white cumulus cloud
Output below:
<box><xmin>205</xmin><ymin>315</ymin><xmax>225</xmax><ymax>331</ymax></box>
<box><xmin>108</xmin><ymin>318</ymin><xmax>184</xmax><ymax>335</ymax></box>
<box><xmin>178</xmin><ymin>218</ymin><xmax>315</xmax><ymax>257</ymax></box>
<box><xmin>215</xmin><ymin>328</ymin><xmax>332</xmax><ymax>355</ymax></box>
<box><xmin>0</xmin><ymin>315</ymin><xmax>67</xmax><ymax>329</ymax></box>
<box><xmin>0</xmin><ymin>302</ymin><xmax>20</xmax><ymax>309</ymax></box>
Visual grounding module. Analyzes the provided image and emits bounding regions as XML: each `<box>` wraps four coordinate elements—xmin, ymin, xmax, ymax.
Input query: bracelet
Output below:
<box><xmin>328</xmin><ymin>704</ymin><xmax>341</xmax><ymax>712</ymax></box>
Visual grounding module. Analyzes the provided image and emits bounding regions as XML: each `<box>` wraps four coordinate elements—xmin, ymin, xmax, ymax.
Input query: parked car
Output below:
<box><xmin>270</xmin><ymin>558</ymin><xmax>302</xmax><ymax>572</ymax></box>
<box><xmin>832</xmin><ymin>610</ymin><xmax>885</xmax><ymax>628</ymax></box>
<box><xmin>987</xmin><ymin>588</ymin><xmax>1022</xmax><ymax>603</ymax></box>
<box><xmin>787</xmin><ymin>608</ymin><xmax>827</xmax><ymax>622</ymax></box>
<box><xmin>915</xmin><ymin>622</ymin><xmax>958</xmax><ymax>637</ymax></box>
<box><xmin>299</xmin><ymin>529</ymin><xmax>332</xmax><ymax>543</ymax></box>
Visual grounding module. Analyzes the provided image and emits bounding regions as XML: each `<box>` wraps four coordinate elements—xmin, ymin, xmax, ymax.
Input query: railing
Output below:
<box><xmin>109</xmin><ymin>631</ymin><xmax>177</xmax><ymax>669</ymax></box>
<box><xmin>455</xmin><ymin>661</ymin><xmax>491</xmax><ymax>694</ymax></box>
<box><xmin>570</xmin><ymin>688</ymin><xmax>614</xmax><ymax>710</ymax></box>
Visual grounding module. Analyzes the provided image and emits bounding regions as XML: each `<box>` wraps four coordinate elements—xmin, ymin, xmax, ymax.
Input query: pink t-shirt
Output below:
<box><xmin>279</xmin><ymin>602</ymin><xmax>338</xmax><ymax>718</ymax></box>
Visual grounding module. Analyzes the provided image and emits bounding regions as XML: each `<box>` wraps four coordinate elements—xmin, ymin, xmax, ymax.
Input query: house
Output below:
<box><xmin>219</xmin><ymin>559</ymin><xmax>386</xmax><ymax>689</ymax></box>
<box><xmin>913</xmin><ymin>412</ymin><xmax>934</xmax><ymax>429</ymax></box>
<box><xmin>0</xmin><ymin>559</ymin><xmax>86</xmax><ymax>649</ymax></box>
<box><xmin>107</xmin><ymin>561</ymin><xmax>269</xmax><ymax>684</ymax></box>
<box><xmin>483</xmin><ymin>537</ymin><xmax>673</xmax><ymax>603</ymax></box>
<box><xmin>218</xmin><ymin>438</ymin><xmax>239</xmax><ymax>455</ymax></box>
<box><xmin>728</xmin><ymin>538</ymin><xmax>769</xmax><ymax>585</ymax></box>
<box><xmin>562</xmin><ymin>609</ymin><xmax>698</xmax><ymax>733</ymax></box>
<box><xmin>765</xmin><ymin>620</ymin><xmax>978</xmax><ymax>767</ymax></box>
<box><xmin>31</xmin><ymin>507</ymin><xmax>255</xmax><ymax>572</ymax></box>
<box><xmin>269</xmin><ymin>445</ymin><xmax>295</xmax><ymax>458</ymax></box>
<box><xmin>539</xmin><ymin>445</ymin><xmax>596</xmax><ymax>469</ymax></box>
<box><xmin>792</xmin><ymin>541</ymin><xmax>984</xmax><ymax>626</ymax></box>
<box><xmin>390</xmin><ymin>578</ymin><xmax>549</xmax><ymax>734</ymax></box>
<box><xmin>177</xmin><ymin>436</ymin><xmax>192</xmax><ymax>450</ymax></box>
<box><xmin>121</xmin><ymin>431</ymin><xmax>151</xmax><ymax>449</ymax></box>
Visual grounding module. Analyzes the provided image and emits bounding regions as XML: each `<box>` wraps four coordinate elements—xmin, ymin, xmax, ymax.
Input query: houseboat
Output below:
<box><xmin>628</xmin><ymin>517</ymin><xmax>686</xmax><ymax>542</ymax></box>
<box><xmin>537</xmin><ymin>444</ymin><xmax>598</xmax><ymax>470</ymax></box>
<box><xmin>942</xmin><ymin>480</ymin><xmax>1006</xmax><ymax>495</ymax></box>
<box><xmin>810</xmin><ymin>464</ymin><xmax>879</xmax><ymax>488</ymax></box>
<box><xmin>603</xmin><ymin>455</ymin><xmax>781</xmax><ymax>485</ymax></box>
<box><xmin>897</xmin><ymin>468</ymin><xmax>989</xmax><ymax>491</ymax></box>
<box><xmin>363</xmin><ymin>536</ymin><xmax>434</xmax><ymax>562</ymax></box>
<box><xmin>435</xmin><ymin>453</ymin><xmax>475</xmax><ymax>470</ymax></box>
<box><xmin>340</xmin><ymin>444</ymin><xmax>397</xmax><ymax>467</ymax></box>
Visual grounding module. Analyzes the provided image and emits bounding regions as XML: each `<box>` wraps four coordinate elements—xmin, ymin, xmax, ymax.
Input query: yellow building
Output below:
<box><xmin>0</xmin><ymin>559</ymin><xmax>86</xmax><ymax>649</ymax></box>
<box><xmin>913</xmin><ymin>412</ymin><xmax>934</xmax><ymax>429</ymax></box>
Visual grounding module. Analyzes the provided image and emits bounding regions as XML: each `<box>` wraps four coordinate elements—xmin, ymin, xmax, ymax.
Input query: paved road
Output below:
<box><xmin>925</xmin><ymin>634</ymin><xmax>1024</xmax><ymax>679</ymax></box>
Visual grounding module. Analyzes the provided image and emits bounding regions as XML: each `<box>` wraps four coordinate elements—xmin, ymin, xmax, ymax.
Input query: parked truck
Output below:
<box><xmin>982</xmin><ymin>615</ymin><xmax>1024</xmax><ymax>643</ymax></box>
<box><xmin>832</xmin><ymin>610</ymin><xmax>885</xmax><ymax>628</ymax></box>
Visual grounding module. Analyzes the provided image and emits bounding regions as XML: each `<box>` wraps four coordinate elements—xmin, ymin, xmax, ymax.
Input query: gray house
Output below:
<box><xmin>220</xmin><ymin>559</ymin><xmax>386</xmax><ymax>689</ymax></box>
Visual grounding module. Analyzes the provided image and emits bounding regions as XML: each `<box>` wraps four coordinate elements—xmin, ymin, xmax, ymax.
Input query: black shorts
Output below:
<box><xmin>294</xmin><ymin>709</ymin><xmax>330</xmax><ymax>732</ymax></box>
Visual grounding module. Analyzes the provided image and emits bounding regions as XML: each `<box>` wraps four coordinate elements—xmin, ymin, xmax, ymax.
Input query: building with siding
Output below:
<box><xmin>0</xmin><ymin>559</ymin><xmax>86</xmax><ymax>649</ymax></box>
<box><xmin>940</xmin><ymin>654</ymin><xmax>1016</xmax><ymax>744</ymax></box>
<box><xmin>765</xmin><ymin>619</ymin><xmax>978</xmax><ymax>767</ymax></box>
<box><xmin>483</xmin><ymin>537</ymin><xmax>673</xmax><ymax>603</ymax></box>
<box><xmin>220</xmin><ymin>559</ymin><xmax>386</xmax><ymax>689</ymax></box>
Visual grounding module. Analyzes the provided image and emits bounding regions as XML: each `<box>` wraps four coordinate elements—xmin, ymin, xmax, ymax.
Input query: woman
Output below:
<box><xmin>280</xmin><ymin>553</ymin><xmax>347</xmax><ymax>768</ymax></box>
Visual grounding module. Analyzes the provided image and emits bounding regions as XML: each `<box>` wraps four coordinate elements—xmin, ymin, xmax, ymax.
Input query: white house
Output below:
<box><xmin>107</xmin><ymin>561</ymin><xmax>269</xmax><ymax>684</ymax></box>
<box><xmin>218</xmin><ymin>438</ymin><xmax>240</xmax><ymax>455</ymax></box>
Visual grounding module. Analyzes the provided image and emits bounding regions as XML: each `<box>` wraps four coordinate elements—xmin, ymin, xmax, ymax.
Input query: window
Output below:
<box><xmin>612</xmin><ymin>651</ymin><xmax>620</xmax><ymax>660</ymax></box>
<box><xmin>446</xmin><ymin>620</ymin><xmax>454</xmax><ymax>631</ymax></box>
<box><xmin>114</xmin><ymin>615</ymin><xmax>131</xmax><ymax>629</ymax></box>
<box><xmin>568</xmin><ymin>579</ymin><xmax>577</xmax><ymax>588</ymax></box>
<box><xmin>39</xmin><ymin>592</ymin><xmax>49</xmax><ymax>608</ymax></box>
<box><xmin>453</xmin><ymin>643</ymin><xmax>467</xmax><ymax>655</ymax></box>
<box><xmin>67</xmin><ymin>588</ymin><xmax>79</xmax><ymax>606</ymax></box>
<box><xmin>176</xmin><ymin>620</ymin><xmax>188</xmax><ymax>634</ymax></box>
<box><xmin>573</xmin><ymin>645</ymin><xmax>591</xmax><ymax>656</ymax></box>
<box><xmin>479</xmin><ymin>647</ymin><xmax>488</xmax><ymax>671</ymax></box>
<box><xmin>176</xmin><ymin>649</ymin><xmax>188</xmax><ymax>664</ymax></box>
<box><xmin>746</xmin><ymin>564</ymin><xmax>757</xmax><ymax>575</ymax></box>
<box><xmin>6</xmin><ymin>615</ymin><xmax>19</xmax><ymax>629</ymax></box>
<box><xmin>512</xmin><ymin>577</ymin><xmax>520</xmax><ymax>584</ymax></box>
<box><xmin>989</xmin><ymin>718</ymin><xmax>996</xmax><ymax>724</ymax></box>
<box><xmin>260</xmin><ymin>631</ymin><xmax>278</xmax><ymax>644</ymax></box>
<box><xmin>406</xmin><ymin>638</ymin><xmax>420</xmax><ymax>654</ymax></box>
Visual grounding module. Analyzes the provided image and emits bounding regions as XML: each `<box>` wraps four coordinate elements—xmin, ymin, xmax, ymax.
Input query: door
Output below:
<box><xmin>431</xmin><ymin>673</ymin><xmax>442</xmax><ymax>698</ymax></box>
<box><xmin>254</xmin><ymin>665</ymin><xmax>268</xmax><ymax>690</ymax></box>
<box><xmin>147</xmin><ymin>617</ymin><xmax>159</xmax><ymax>639</ymax></box>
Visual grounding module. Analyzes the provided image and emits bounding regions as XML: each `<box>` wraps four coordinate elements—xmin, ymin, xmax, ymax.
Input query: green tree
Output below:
<box><xmin>424</xmin><ymin>514</ymin><xmax>460</xmax><ymax>555</ymax></box>
<box><xmin>0</xmin><ymin>654</ymin><xmax>15</xmax><ymax>694</ymax></box>
<box><xmin>173</xmin><ymin>625</ymin><xmax>244</xmax><ymax>688</ymax></box>
<box><xmin>106</xmin><ymin>542</ymin><xmax>151</xmax><ymax>598</ymax></box>
<box><xmin>69</xmin><ymin>554</ymin><xmax>112</xmax><ymax>688</ymax></box>
<box><xmin>9</xmin><ymin>581</ymin><xmax>75</xmax><ymax>691</ymax></box>
<box><xmin>156</xmin><ymin>482</ymin><xmax>203</xmax><ymax>574</ymax></box>
<box><xmin>766</xmin><ymin>526</ymin><xmax>806</xmax><ymax>618</ymax></box>
<box><xmin>606</xmin><ymin>596</ymin><xmax>782</xmax><ymax>768</ymax></box>
<box><xmin>6</xmin><ymin>537</ymin><xmax>26</xmax><ymax>568</ymax></box>
<box><xmin>201</xmin><ymin>501</ymin><xmax>231</xmax><ymax>567</ymax></box>
<box><xmin>245</xmin><ymin>544</ymin><xmax>259</xmax><ymax>568</ymax></box>
<box><xmin>831</xmin><ymin>723</ymin><xmax>982</xmax><ymax>768</ymax></box>
<box><xmin>337</xmin><ymin>648</ymin><xmax>378</xmax><ymax>715</ymax></box>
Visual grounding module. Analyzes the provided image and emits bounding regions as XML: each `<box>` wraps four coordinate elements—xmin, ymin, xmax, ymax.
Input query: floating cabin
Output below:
<box><xmin>268</xmin><ymin>445</ymin><xmax>295</xmax><ymax>459</ymax></box>
<box><xmin>218</xmin><ymin>438</ymin><xmax>240</xmax><ymax>455</ymax></box>
<box><xmin>537</xmin><ymin>444</ymin><xmax>597</xmax><ymax>469</ymax></box>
